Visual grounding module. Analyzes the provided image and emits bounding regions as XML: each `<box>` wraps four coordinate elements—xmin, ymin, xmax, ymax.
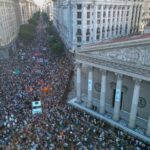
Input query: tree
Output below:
<box><xmin>19</xmin><ymin>24</ymin><xmax>35</xmax><ymax>43</ymax></box>
<box><xmin>51</xmin><ymin>42</ymin><xmax>63</xmax><ymax>55</ymax></box>
<box><xmin>28</xmin><ymin>12</ymin><xmax>40</xmax><ymax>26</ymax></box>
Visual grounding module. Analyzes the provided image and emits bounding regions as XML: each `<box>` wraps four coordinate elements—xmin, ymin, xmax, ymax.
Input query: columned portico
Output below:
<box><xmin>87</xmin><ymin>66</ymin><xmax>93</xmax><ymax>108</ymax></box>
<box><xmin>129</xmin><ymin>79</ymin><xmax>141</xmax><ymax>128</ymax></box>
<box><xmin>76</xmin><ymin>63</ymin><xmax>81</xmax><ymax>102</ymax></box>
<box><xmin>70</xmin><ymin>36</ymin><xmax>150</xmax><ymax>143</ymax></box>
<box><xmin>113</xmin><ymin>74</ymin><xmax>123</xmax><ymax>121</ymax></box>
<box><xmin>99</xmin><ymin>70</ymin><xmax>107</xmax><ymax>114</ymax></box>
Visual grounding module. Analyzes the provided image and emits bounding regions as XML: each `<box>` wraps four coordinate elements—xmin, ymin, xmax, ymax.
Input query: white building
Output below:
<box><xmin>44</xmin><ymin>0</ymin><xmax>53</xmax><ymax>20</ymax></box>
<box><xmin>0</xmin><ymin>0</ymin><xmax>20</xmax><ymax>59</ymax></box>
<box><xmin>0</xmin><ymin>0</ymin><xmax>39</xmax><ymax>59</ymax></box>
<box><xmin>19</xmin><ymin>0</ymin><xmax>39</xmax><ymax>24</ymax></box>
<box><xmin>141</xmin><ymin>0</ymin><xmax>150</xmax><ymax>32</ymax></box>
<box><xmin>69</xmin><ymin>34</ymin><xmax>150</xmax><ymax>143</ymax></box>
<box><xmin>53</xmin><ymin>0</ymin><xmax>144</xmax><ymax>50</ymax></box>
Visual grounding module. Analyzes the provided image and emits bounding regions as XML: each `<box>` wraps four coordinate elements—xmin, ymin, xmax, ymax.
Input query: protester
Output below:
<box><xmin>0</xmin><ymin>15</ymin><xmax>149</xmax><ymax>150</ymax></box>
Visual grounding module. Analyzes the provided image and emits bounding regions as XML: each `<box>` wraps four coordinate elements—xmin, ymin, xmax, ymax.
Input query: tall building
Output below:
<box><xmin>19</xmin><ymin>0</ymin><xmax>39</xmax><ymax>24</ymax></box>
<box><xmin>0</xmin><ymin>0</ymin><xmax>20</xmax><ymax>59</ymax></box>
<box><xmin>43</xmin><ymin>0</ymin><xmax>53</xmax><ymax>20</ymax></box>
<box><xmin>141</xmin><ymin>0</ymin><xmax>150</xmax><ymax>32</ymax></box>
<box><xmin>53</xmin><ymin>0</ymin><xmax>144</xmax><ymax>50</ymax></box>
<box><xmin>0</xmin><ymin>0</ymin><xmax>39</xmax><ymax>59</ymax></box>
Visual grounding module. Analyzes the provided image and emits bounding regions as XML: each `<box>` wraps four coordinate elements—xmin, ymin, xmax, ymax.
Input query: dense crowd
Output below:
<box><xmin>0</xmin><ymin>16</ymin><xmax>150</xmax><ymax>150</ymax></box>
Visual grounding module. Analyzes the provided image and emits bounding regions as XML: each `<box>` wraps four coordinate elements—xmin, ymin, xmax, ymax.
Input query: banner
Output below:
<box><xmin>32</xmin><ymin>108</ymin><xmax>42</xmax><ymax>115</ymax></box>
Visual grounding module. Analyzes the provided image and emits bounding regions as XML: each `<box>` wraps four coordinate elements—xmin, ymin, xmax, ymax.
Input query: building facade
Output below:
<box><xmin>140</xmin><ymin>0</ymin><xmax>150</xmax><ymax>32</ymax></box>
<box><xmin>0</xmin><ymin>0</ymin><xmax>38</xmax><ymax>59</ymax></box>
<box><xmin>69</xmin><ymin>35</ymin><xmax>150</xmax><ymax>143</ymax></box>
<box><xmin>0</xmin><ymin>0</ymin><xmax>20</xmax><ymax>59</ymax></box>
<box><xmin>43</xmin><ymin>0</ymin><xmax>53</xmax><ymax>20</ymax></box>
<box><xmin>53</xmin><ymin>0</ymin><xmax>144</xmax><ymax>50</ymax></box>
<box><xmin>19</xmin><ymin>0</ymin><xmax>39</xmax><ymax>24</ymax></box>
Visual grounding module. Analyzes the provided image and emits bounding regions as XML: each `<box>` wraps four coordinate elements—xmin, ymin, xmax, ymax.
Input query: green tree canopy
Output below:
<box><xmin>19</xmin><ymin>24</ymin><xmax>35</xmax><ymax>43</ymax></box>
<box><xmin>28</xmin><ymin>12</ymin><xmax>40</xmax><ymax>26</ymax></box>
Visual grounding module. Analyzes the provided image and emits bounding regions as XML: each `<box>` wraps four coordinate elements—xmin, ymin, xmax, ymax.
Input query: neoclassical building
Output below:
<box><xmin>53</xmin><ymin>0</ymin><xmax>144</xmax><ymax>50</ymax></box>
<box><xmin>0</xmin><ymin>0</ymin><xmax>38</xmax><ymax>59</ymax></box>
<box><xmin>69</xmin><ymin>34</ymin><xmax>150</xmax><ymax>143</ymax></box>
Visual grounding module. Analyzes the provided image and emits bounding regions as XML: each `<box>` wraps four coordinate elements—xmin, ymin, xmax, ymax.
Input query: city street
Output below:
<box><xmin>0</xmin><ymin>15</ymin><xmax>149</xmax><ymax>150</ymax></box>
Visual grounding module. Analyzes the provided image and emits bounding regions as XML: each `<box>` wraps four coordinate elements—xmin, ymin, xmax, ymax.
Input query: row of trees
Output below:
<box><xmin>46</xmin><ymin>21</ymin><xmax>64</xmax><ymax>55</ymax></box>
<box><xmin>19</xmin><ymin>12</ymin><xmax>40</xmax><ymax>43</ymax></box>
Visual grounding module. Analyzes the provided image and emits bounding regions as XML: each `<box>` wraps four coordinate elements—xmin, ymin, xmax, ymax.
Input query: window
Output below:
<box><xmin>108</xmin><ymin>11</ymin><xmax>111</xmax><ymax>17</ymax></box>
<box><xmin>98</xmin><ymin>5</ymin><xmax>101</xmax><ymax>10</ymax></box>
<box><xmin>127</xmin><ymin>11</ymin><xmax>129</xmax><ymax>16</ymax></box>
<box><xmin>97</xmin><ymin>12</ymin><xmax>101</xmax><ymax>18</ymax></box>
<box><xmin>77</xmin><ymin>20</ymin><xmax>82</xmax><ymax>25</ymax></box>
<box><xmin>97</xmin><ymin>27</ymin><xmax>100</xmax><ymax>33</ymax></box>
<box><xmin>97</xmin><ymin>35</ymin><xmax>100</xmax><ymax>40</ymax></box>
<box><xmin>77</xmin><ymin>37</ymin><xmax>82</xmax><ymax>42</ymax></box>
<box><xmin>97</xmin><ymin>20</ymin><xmax>100</xmax><ymax>24</ymax></box>
<box><xmin>87</xmin><ymin>20</ymin><xmax>90</xmax><ymax>25</ymax></box>
<box><xmin>112</xmin><ymin>25</ymin><xmax>114</xmax><ymax>31</ymax></box>
<box><xmin>107</xmin><ymin>26</ymin><xmax>110</xmax><ymax>32</ymax></box>
<box><xmin>113</xmin><ymin>11</ymin><xmax>115</xmax><ymax>17</ymax></box>
<box><xmin>77</xmin><ymin>29</ymin><xmax>82</xmax><ymax>35</ymax></box>
<box><xmin>125</xmin><ymin>24</ymin><xmax>128</xmax><ymax>34</ymax></box>
<box><xmin>87</xmin><ymin>12</ymin><xmax>90</xmax><ymax>18</ymax></box>
<box><xmin>86</xmin><ymin>29</ymin><xmax>90</xmax><ymax>35</ymax></box>
<box><xmin>77</xmin><ymin>4</ymin><xmax>82</xmax><ymax>10</ymax></box>
<box><xmin>86</xmin><ymin>36</ymin><xmax>90</xmax><ymax>41</ymax></box>
<box><xmin>77</xmin><ymin>12</ymin><xmax>82</xmax><ymax>18</ymax></box>
<box><xmin>121</xmin><ymin>11</ymin><xmax>123</xmax><ymax>17</ymax></box>
<box><xmin>120</xmin><ymin>25</ymin><xmax>122</xmax><ymax>34</ymax></box>
<box><xmin>118</xmin><ymin>11</ymin><xmax>120</xmax><ymax>17</ymax></box>
<box><xmin>87</xmin><ymin>4</ymin><xmax>90</xmax><ymax>9</ymax></box>
<box><xmin>103</xmin><ymin>11</ymin><xmax>106</xmax><ymax>17</ymax></box>
<box><xmin>102</xmin><ymin>26</ymin><xmax>105</xmax><ymax>32</ymax></box>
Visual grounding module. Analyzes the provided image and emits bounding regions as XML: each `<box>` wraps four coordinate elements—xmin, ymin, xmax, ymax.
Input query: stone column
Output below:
<box><xmin>128</xmin><ymin>79</ymin><xmax>141</xmax><ymax>128</ymax></box>
<box><xmin>99</xmin><ymin>70</ymin><xmax>107</xmax><ymax>114</ymax></box>
<box><xmin>146</xmin><ymin>114</ymin><xmax>150</xmax><ymax>136</ymax></box>
<box><xmin>87</xmin><ymin>66</ymin><xmax>93</xmax><ymax>108</ymax></box>
<box><xmin>76</xmin><ymin>63</ymin><xmax>82</xmax><ymax>102</ymax></box>
<box><xmin>113</xmin><ymin>74</ymin><xmax>123</xmax><ymax>121</ymax></box>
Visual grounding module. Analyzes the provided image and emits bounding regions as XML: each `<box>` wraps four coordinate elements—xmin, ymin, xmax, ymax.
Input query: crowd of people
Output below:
<box><xmin>0</xmin><ymin>15</ymin><xmax>150</xmax><ymax>150</ymax></box>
